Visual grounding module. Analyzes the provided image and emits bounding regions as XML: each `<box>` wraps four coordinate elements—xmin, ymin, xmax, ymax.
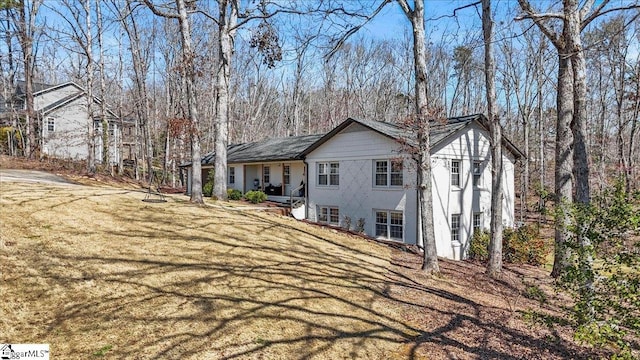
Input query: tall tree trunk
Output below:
<box><xmin>96</xmin><ymin>0</ymin><xmax>109</xmax><ymax>170</ymax></box>
<box><xmin>84</xmin><ymin>0</ymin><xmax>96</xmax><ymax>174</ymax></box>
<box><xmin>483</xmin><ymin>0</ymin><xmax>504</xmax><ymax>277</ymax></box>
<box><xmin>397</xmin><ymin>0</ymin><xmax>439</xmax><ymax>274</ymax></box>
<box><xmin>551</xmin><ymin>53</ymin><xmax>574</xmax><ymax>278</ymax></box>
<box><xmin>212</xmin><ymin>0</ymin><xmax>237</xmax><ymax>201</ymax></box>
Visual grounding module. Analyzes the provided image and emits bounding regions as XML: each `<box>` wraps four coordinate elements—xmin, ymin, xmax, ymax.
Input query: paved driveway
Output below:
<box><xmin>0</xmin><ymin>169</ymin><xmax>78</xmax><ymax>186</ymax></box>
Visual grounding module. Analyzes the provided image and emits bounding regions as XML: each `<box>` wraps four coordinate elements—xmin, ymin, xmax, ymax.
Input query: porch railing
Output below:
<box><xmin>290</xmin><ymin>183</ymin><xmax>305</xmax><ymax>211</ymax></box>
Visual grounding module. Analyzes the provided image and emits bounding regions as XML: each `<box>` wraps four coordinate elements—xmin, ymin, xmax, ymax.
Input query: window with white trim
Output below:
<box><xmin>228</xmin><ymin>166</ymin><xmax>235</xmax><ymax>184</ymax></box>
<box><xmin>318</xmin><ymin>206</ymin><xmax>339</xmax><ymax>225</ymax></box>
<box><xmin>317</xmin><ymin>162</ymin><xmax>339</xmax><ymax>186</ymax></box>
<box><xmin>46</xmin><ymin>118</ymin><xmax>55</xmax><ymax>132</ymax></box>
<box><xmin>375</xmin><ymin>210</ymin><xmax>404</xmax><ymax>241</ymax></box>
<box><xmin>283</xmin><ymin>165</ymin><xmax>290</xmax><ymax>186</ymax></box>
<box><xmin>473</xmin><ymin>212</ymin><xmax>482</xmax><ymax>233</ymax></box>
<box><xmin>451</xmin><ymin>214</ymin><xmax>461</xmax><ymax>242</ymax></box>
<box><xmin>451</xmin><ymin>160</ymin><xmax>461</xmax><ymax>187</ymax></box>
<box><xmin>374</xmin><ymin>159</ymin><xmax>403</xmax><ymax>187</ymax></box>
<box><xmin>263</xmin><ymin>166</ymin><xmax>270</xmax><ymax>185</ymax></box>
<box><xmin>473</xmin><ymin>161</ymin><xmax>482</xmax><ymax>187</ymax></box>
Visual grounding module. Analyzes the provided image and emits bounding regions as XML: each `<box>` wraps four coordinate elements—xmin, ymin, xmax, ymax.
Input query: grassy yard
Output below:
<box><xmin>0</xmin><ymin>178</ymin><xmax>604</xmax><ymax>359</ymax></box>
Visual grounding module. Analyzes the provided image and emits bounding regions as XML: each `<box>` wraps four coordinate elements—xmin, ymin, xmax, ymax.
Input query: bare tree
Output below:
<box><xmin>11</xmin><ymin>0</ymin><xmax>43</xmax><ymax>158</ymax></box>
<box><xmin>482</xmin><ymin>0</ymin><xmax>504</xmax><ymax>277</ymax></box>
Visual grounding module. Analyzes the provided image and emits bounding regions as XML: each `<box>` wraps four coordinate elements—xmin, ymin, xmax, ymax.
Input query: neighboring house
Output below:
<box><xmin>183</xmin><ymin>114</ymin><xmax>524</xmax><ymax>260</ymax></box>
<box><xmin>0</xmin><ymin>80</ymin><xmax>134</xmax><ymax>164</ymax></box>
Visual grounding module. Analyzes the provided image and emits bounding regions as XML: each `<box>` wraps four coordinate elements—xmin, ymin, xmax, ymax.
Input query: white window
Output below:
<box><xmin>473</xmin><ymin>212</ymin><xmax>482</xmax><ymax>232</ymax></box>
<box><xmin>108</xmin><ymin>123</ymin><xmax>115</xmax><ymax>136</ymax></box>
<box><xmin>451</xmin><ymin>160</ymin><xmax>461</xmax><ymax>187</ymax></box>
<box><xmin>473</xmin><ymin>161</ymin><xmax>482</xmax><ymax>187</ymax></box>
<box><xmin>318</xmin><ymin>206</ymin><xmax>339</xmax><ymax>225</ymax></box>
<box><xmin>375</xmin><ymin>210</ymin><xmax>404</xmax><ymax>241</ymax></box>
<box><xmin>318</xmin><ymin>162</ymin><xmax>339</xmax><ymax>186</ymax></box>
<box><xmin>46</xmin><ymin>118</ymin><xmax>55</xmax><ymax>132</ymax></box>
<box><xmin>263</xmin><ymin>166</ymin><xmax>270</xmax><ymax>185</ymax></box>
<box><xmin>451</xmin><ymin>214</ymin><xmax>461</xmax><ymax>242</ymax></box>
<box><xmin>374</xmin><ymin>159</ymin><xmax>403</xmax><ymax>187</ymax></box>
<box><xmin>283</xmin><ymin>165</ymin><xmax>290</xmax><ymax>186</ymax></box>
<box><xmin>228</xmin><ymin>166</ymin><xmax>235</xmax><ymax>184</ymax></box>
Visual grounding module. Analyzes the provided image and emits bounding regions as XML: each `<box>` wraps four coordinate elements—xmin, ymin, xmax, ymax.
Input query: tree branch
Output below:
<box><xmin>516</xmin><ymin>0</ymin><xmax>562</xmax><ymax>49</ymax></box>
<box><xmin>427</xmin><ymin>1</ymin><xmax>481</xmax><ymax>21</ymax></box>
<box><xmin>324</xmin><ymin>0</ymin><xmax>391</xmax><ymax>61</ymax></box>
<box><xmin>582</xmin><ymin>2</ymin><xmax>640</xmax><ymax>30</ymax></box>
<box><xmin>396</xmin><ymin>0</ymin><xmax>411</xmax><ymax>18</ymax></box>
<box><xmin>139</xmin><ymin>0</ymin><xmax>179</xmax><ymax>19</ymax></box>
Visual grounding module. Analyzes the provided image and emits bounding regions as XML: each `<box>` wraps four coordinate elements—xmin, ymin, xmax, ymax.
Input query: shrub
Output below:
<box><xmin>343</xmin><ymin>215</ymin><xmax>352</xmax><ymax>230</ymax></box>
<box><xmin>467</xmin><ymin>226</ymin><xmax>547</xmax><ymax>266</ymax></box>
<box><xmin>503</xmin><ymin>224</ymin><xmax>547</xmax><ymax>265</ymax></box>
<box><xmin>203</xmin><ymin>170</ymin><xmax>214</xmax><ymax>197</ymax></box>
<box><xmin>227</xmin><ymin>189</ymin><xmax>242</xmax><ymax>200</ymax></box>
<box><xmin>468</xmin><ymin>230</ymin><xmax>490</xmax><ymax>262</ymax></box>
<box><xmin>245</xmin><ymin>190</ymin><xmax>267</xmax><ymax>204</ymax></box>
<box><xmin>355</xmin><ymin>218</ymin><xmax>366</xmax><ymax>233</ymax></box>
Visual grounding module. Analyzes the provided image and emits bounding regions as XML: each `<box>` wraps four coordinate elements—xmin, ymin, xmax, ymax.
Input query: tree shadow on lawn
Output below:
<box><xmin>3</xmin><ymin>190</ymin><xmax>600</xmax><ymax>359</ymax></box>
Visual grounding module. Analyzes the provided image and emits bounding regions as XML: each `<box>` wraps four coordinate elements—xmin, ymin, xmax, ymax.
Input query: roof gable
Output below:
<box><xmin>302</xmin><ymin>114</ymin><xmax>525</xmax><ymax>159</ymax></box>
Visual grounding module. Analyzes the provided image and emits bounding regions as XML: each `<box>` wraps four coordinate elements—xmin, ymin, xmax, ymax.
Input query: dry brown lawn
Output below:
<box><xmin>0</xmin><ymin>176</ymin><xmax>603</xmax><ymax>359</ymax></box>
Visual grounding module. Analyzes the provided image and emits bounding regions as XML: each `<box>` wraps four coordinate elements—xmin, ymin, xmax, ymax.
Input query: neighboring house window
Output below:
<box><xmin>451</xmin><ymin>214</ymin><xmax>461</xmax><ymax>242</ymax></box>
<box><xmin>263</xmin><ymin>166</ymin><xmax>270</xmax><ymax>185</ymax></box>
<box><xmin>473</xmin><ymin>161</ymin><xmax>482</xmax><ymax>187</ymax></box>
<box><xmin>228</xmin><ymin>167</ymin><xmax>235</xmax><ymax>184</ymax></box>
<box><xmin>47</xmin><ymin>118</ymin><xmax>55</xmax><ymax>132</ymax></box>
<box><xmin>318</xmin><ymin>162</ymin><xmax>339</xmax><ymax>186</ymax></box>
<box><xmin>283</xmin><ymin>165</ymin><xmax>290</xmax><ymax>186</ymax></box>
<box><xmin>108</xmin><ymin>123</ymin><xmax>115</xmax><ymax>136</ymax></box>
<box><xmin>375</xmin><ymin>210</ymin><xmax>403</xmax><ymax>241</ymax></box>
<box><xmin>451</xmin><ymin>160</ymin><xmax>461</xmax><ymax>187</ymax></box>
<box><xmin>318</xmin><ymin>206</ymin><xmax>339</xmax><ymax>225</ymax></box>
<box><xmin>473</xmin><ymin>212</ymin><xmax>482</xmax><ymax>233</ymax></box>
<box><xmin>374</xmin><ymin>159</ymin><xmax>403</xmax><ymax>187</ymax></box>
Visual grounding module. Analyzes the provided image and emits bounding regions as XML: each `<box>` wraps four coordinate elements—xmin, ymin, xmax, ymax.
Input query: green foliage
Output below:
<box><xmin>245</xmin><ymin>190</ymin><xmax>267</xmax><ymax>204</ymax></box>
<box><xmin>92</xmin><ymin>345</ymin><xmax>113</xmax><ymax>357</ymax></box>
<box><xmin>227</xmin><ymin>189</ymin><xmax>242</xmax><ymax>200</ymax></box>
<box><xmin>557</xmin><ymin>180</ymin><xmax>640</xmax><ymax>358</ymax></box>
<box><xmin>468</xmin><ymin>230</ymin><xmax>490</xmax><ymax>262</ymax></box>
<box><xmin>467</xmin><ymin>227</ymin><xmax>548</xmax><ymax>266</ymax></box>
<box><xmin>524</xmin><ymin>283</ymin><xmax>547</xmax><ymax>304</ymax></box>
<box><xmin>203</xmin><ymin>170</ymin><xmax>215</xmax><ymax>197</ymax></box>
<box><xmin>504</xmin><ymin>225</ymin><xmax>547</xmax><ymax>266</ymax></box>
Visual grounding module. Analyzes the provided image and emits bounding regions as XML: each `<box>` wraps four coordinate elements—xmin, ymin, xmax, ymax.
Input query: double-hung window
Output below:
<box><xmin>318</xmin><ymin>206</ymin><xmax>339</xmax><ymax>225</ymax></box>
<box><xmin>451</xmin><ymin>160</ymin><xmax>461</xmax><ymax>187</ymax></box>
<box><xmin>375</xmin><ymin>210</ymin><xmax>404</xmax><ymax>241</ymax></box>
<box><xmin>473</xmin><ymin>212</ymin><xmax>482</xmax><ymax>233</ymax></box>
<box><xmin>374</xmin><ymin>159</ymin><xmax>403</xmax><ymax>187</ymax></box>
<box><xmin>228</xmin><ymin>167</ymin><xmax>235</xmax><ymax>184</ymax></box>
<box><xmin>451</xmin><ymin>214</ymin><xmax>461</xmax><ymax>242</ymax></box>
<box><xmin>473</xmin><ymin>161</ymin><xmax>482</xmax><ymax>187</ymax></box>
<box><xmin>283</xmin><ymin>165</ymin><xmax>290</xmax><ymax>186</ymax></box>
<box><xmin>46</xmin><ymin>118</ymin><xmax>55</xmax><ymax>132</ymax></box>
<box><xmin>263</xmin><ymin>166</ymin><xmax>270</xmax><ymax>185</ymax></box>
<box><xmin>318</xmin><ymin>162</ymin><xmax>339</xmax><ymax>186</ymax></box>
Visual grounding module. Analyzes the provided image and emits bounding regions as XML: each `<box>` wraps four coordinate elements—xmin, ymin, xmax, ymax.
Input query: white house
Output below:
<box><xmin>301</xmin><ymin>115</ymin><xmax>523</xmax><ymax>260</ymax></box>
<box><xmin>1</xmin><ymin>81</ymin><xmax>133</xmax><ymax>165</ymax></box>
<box><xmin>184</xmin><ymin>114</ymin><xmax>524</xmax><ymax>260</ymax></box>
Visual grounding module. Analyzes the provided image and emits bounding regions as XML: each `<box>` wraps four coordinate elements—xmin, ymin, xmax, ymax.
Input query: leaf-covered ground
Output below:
<box><xmin>0</xmin><ymin>168</ymin><xmax>607</xmax><ymax>359</ymax></box>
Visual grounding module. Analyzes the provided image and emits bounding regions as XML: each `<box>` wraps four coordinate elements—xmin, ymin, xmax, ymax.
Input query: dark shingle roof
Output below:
<box><xmin>184</xmin><ymin>114</ymin><xmax>524</xmax><ymax>168</ymax></box>
<box><xmin>198</xmin><ymin>134</ymin><xmax>323</xmax><ymax>166</ymax></box>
